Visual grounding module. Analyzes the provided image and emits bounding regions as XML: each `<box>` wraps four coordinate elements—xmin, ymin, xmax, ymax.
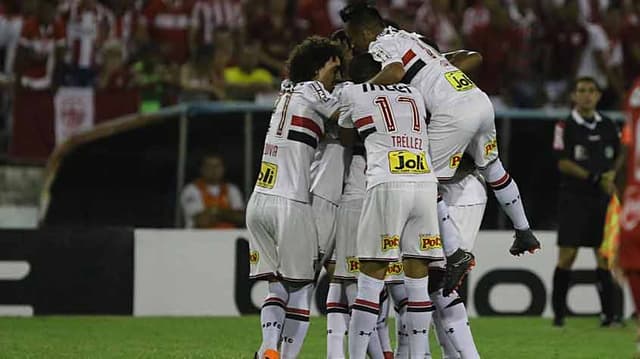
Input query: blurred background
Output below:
<box><xmin>0</xmin><ymin>0</ymin><xmax>637</xmax><ymax>230</ymax></box>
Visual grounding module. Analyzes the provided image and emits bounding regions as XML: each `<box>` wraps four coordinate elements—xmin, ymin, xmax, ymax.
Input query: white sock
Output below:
<box><xmin>404</xmin><ymin>276</ymin><xmax>433</xmax><ymax>359</ymax></box>
<box><xmin>327</xmin><ymin>282</ymin><xmax>349</xmax><ymax>359</ymax></box>
<box><xmin>281</xmin><ymin>283</ymin><xmax>313</xmax><ymax>359</ymax></box>
<box><xmin>431</xmin><ymin>289</ymin><xmax>479</xmax><ymax>359</ymax></box>
<box><xmin>377</xmin><ymin>288</ymin><xmax>393</xmax><ymax>355</ymax></box>
<box><xmin>388</xmin><ymin>282</ymin><xmax>409</xmax><ymax>359</ymax></box>
<box><xmin>481</xmin><ymin>159</ymin><xmax>530</xmax><ymax>230</ymax></box>
<box><xmin>433</xmin><ymin>310</ymin><xmax>460</xmax><ymax>359</ymax></box>
<box><xmin>437</xmin><ymin>196</ymin><xmax>462</xmax><ymax>256</ymax></box>
<box><xmin>258</xmin><ymin>281</ymin><xmax>289</xmax><ymax>356</ymax></box>
<box><xmin>349</xmin><ymin>274</ymin><xmax>384</xmax><ymax>359</ymax></box>
<box><xmin>367</xmin><ymin>326</ymin><xmax>384</xmax><ymax>359</ymax></box>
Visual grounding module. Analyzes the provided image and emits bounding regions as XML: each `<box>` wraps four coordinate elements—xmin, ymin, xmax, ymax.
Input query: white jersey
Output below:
<box><xmin>339</xmin><ymin>83</ymin><xmax>437</xmax><ymax>189</ymax></box>
<box><xmin>309</xmin><ymin>82</ymin><xmax>351</xmax><ymax>204</ymax></box>
<box><xmin>369</xmin><ymin>27</ymin><xmax>483</xmax><ymax>113</ymax></box>
<box><xmin>254</xmin><ymin>80</ymin><xmax>340</xmax><ymax>203</ymax></box>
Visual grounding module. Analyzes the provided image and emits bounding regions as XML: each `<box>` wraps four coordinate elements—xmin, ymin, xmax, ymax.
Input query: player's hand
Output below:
<box><xmin>317</xmin><ymin>56</ymin><xmax>341</xmax><ymax>87</ymax></box>
<box><xmin>600</xmin><ymin>171</ymin><xmax>616</xmax><ymax>195</ymax></box>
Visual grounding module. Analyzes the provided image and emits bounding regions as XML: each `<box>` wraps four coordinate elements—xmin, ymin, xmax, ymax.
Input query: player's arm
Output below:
<box><xmin>369</xmin><ymin>62</ymin><xmax>405</xmax><ymax>85</ymax></box>
<box><xmin>339</xmin><ymin>127</ymin><xmax>358</xmax><ymax>147</ymax></box>
<box><xmin>443</xmin><ymin>50</ymin><xmax>483</xmax><ymax>73</ymax></box>
<box><xmin>368</xmin><ymin>38</ymin><xmax>405</xmax><ymax>85</ymax></box>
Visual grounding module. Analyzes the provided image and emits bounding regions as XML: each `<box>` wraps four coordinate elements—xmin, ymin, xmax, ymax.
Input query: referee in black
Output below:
<box><xmin>551</xmin><ymin>77</ymin><xmax>623</xmax><ymax>327</ymax></box>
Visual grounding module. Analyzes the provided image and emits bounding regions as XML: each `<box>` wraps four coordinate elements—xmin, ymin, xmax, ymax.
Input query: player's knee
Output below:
<box><xmin>403</xmin><ymin>258</ymin><xmax>429</xmax><ymax>278</ymax></box>
<box><xmin>359</xmin><ymin>260</ymin><xmax>389</xmax><ymax>280</ymax></box>
<box><xmin>479</xmin><ymin>158</ymin><xmax>508</xmax><ymax>184</ymax></box>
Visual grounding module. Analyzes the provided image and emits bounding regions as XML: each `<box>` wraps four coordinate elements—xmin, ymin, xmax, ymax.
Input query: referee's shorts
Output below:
<box><xmin>557</xmin><ymin>191</ymin><xmax>609</xmax><ymax>248</ymax></box>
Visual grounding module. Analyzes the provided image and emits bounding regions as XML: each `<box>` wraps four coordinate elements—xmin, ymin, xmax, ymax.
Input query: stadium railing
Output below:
<box><xmin>40</xmin><ymin>101</ymin><xmax>625</xmax><ymax>228</ymax></box>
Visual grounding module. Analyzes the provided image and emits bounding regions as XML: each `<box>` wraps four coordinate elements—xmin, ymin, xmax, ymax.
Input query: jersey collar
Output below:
<box><xmin>571</xmin><ymin>108</ymin><xmax>601</xmax><ymax>130</ymax></box>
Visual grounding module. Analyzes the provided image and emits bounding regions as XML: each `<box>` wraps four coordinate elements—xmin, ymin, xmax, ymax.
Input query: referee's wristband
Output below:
<box><xmin>588</xmin><ymin>172</ymin><xmax>601</xmax><ymax>186</ymax></box>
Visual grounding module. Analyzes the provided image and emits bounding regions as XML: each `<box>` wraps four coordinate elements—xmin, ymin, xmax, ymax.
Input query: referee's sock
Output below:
<box><xmin>596</xmin><ymin>268</ymin><xmax>614</xmax><ymax>321</ymax></box>
<box><xmin>481</xmin><ymin>159</ymin><xmax>530</xmax><ymax>230</ymax></box>
<box><xmin>552</xmin><ymin>267</ymin><xmax>571</xmax><ymax>322</ymax></box>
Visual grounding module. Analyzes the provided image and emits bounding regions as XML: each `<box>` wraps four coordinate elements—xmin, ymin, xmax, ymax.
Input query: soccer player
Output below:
<box><xmin>339</xmin><ymin>53</ymin><xmax>443</xmax><ymax>359</ymax></box>
<box><xmin>340</xmin><ymin>3</ymin><xmax>540</xmax><ymax>295</ymax></box>
<box><xmin>618</xmin><ymin>75</ymin><xmax>640</xmax><ymax>355</ymax></box>
<box><xmin>429</xmin><ymin>155</ymin><xmax>485</xmax><ymax>358</ymax></box>
<box><xmin>551</xmin><ymin>77</ymin><xmax>622</xmax><ymax>327</ymax></box>
<box><xmin>246</xmin><ymin>36</ymin><xmax>342</xmax><ymax>359</ymax></box>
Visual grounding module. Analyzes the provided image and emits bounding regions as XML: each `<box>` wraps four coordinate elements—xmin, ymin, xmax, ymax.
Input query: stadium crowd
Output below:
<box><xmin>0</xmin><ymin>0</ymin><xmax>637</xmax><ymax>106</ymax></box>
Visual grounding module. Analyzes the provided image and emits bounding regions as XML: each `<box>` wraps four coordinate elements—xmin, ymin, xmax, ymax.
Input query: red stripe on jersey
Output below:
<box><xmin>355</xmin><ymin>116</ymin><xmax>374</xmax><ymax>129</ymax></box>
<box><xmin>286</xmin><ymin>307</ymin><xmax>311</xmax><ymax>316</ymax></box>
<box><xmin>489</xmin><ymin>173</ymin><xmax>510</xmax><ymax>187</ymax></box>
<box><xmin>355</xmin><ymin>298</ymin><xmax>380</xmax><ymax>309</ymax></box>
<box><xmin>291</xmin><ymin>115</ymin><xmax>322</xmax><ymax>138</ymax></box>
<box><xmin>402</xmin><ymin>49</ymin><xmax>416</xmax><ymax>65</ymax></box>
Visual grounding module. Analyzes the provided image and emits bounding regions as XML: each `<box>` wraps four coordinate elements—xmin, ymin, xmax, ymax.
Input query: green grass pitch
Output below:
<box><xmin>0</xmin><ymin>316</ymin><xmax>635</xmax><ymax>358</ymax></box>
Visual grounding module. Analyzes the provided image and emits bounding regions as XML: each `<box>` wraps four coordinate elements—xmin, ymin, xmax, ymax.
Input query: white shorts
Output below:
<box><xmin>334</xmin><ymin>198</ymin><xmax>363</xmax><ymax>280</ymax></box>
<box><xmin>428</xmin><ymin>93</ymin><xmax>498</xmax><ymax>180</ymax></box>
<box><xmin>357</xmin><ymin>182</ymin><xmax>443</xmax><ymax>262</ymax></box>
<box><xmin>246</xmin><ymin>192</ymin><xmax>318</xmax><ymax>282</ymax></box>
<box><xmin>334</xmin><ymin>197</ymin><xmax>406</xmax><ymax>282</ymax></box>
<box><xmin>311</xmin><ymin>194</ymin><xmax>339</xmax><ymax>257</ymax></box>
<box><xmin>430</xmin><ymin>203</ymin><xmax>486</xmax><ymax>270</ymax></box>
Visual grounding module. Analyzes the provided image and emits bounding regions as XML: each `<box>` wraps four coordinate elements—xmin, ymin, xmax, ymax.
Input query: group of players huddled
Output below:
<box><xmin>245</xmin><ymin>3</ymin><xmax>541</xmax><ymax>358</ymax></box>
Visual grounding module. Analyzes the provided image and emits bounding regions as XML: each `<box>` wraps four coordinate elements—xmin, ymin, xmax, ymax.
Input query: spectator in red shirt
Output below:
<box><xmin>415</xmin><ymin>0</ymin><xmax>462</xmax><ymax>52</ymax></box>
<box><xmin>297</xmin><ymin>0</ymin><xmax>343</xmax><ymax>37</ymax></box>
<box><xmin>249</xmin><ymin>0</ymin><xmax>306</xmax><ymax>75</ymax></box>
<box><xmin>190</xmin><ymin>0</ymin><xmax>245</xmax><ymax>51</ymax></box>
<box><xmin>97</xmin><ymin>39</ymin><xmax>134</xmax><ymax>90</ymax></box>
<box><xmin>15</xmin><ymin>0</ymin><xmax>66</xmax><ymax>91</ymax></box>
<box><xmin>59</xmin><ymin>0</ymin><xmax>115</xmax><ymax>86</ymax></box>
<box><xmin>469</xmin><ymin>0</ymin><xmax>523</xmax><ymax>98</ymax></box>
<box><xmin>110</xmin><ymin>0</ymin><xmax>147</xmax><ymax>63</ymax></box>
<box><xmin>542</xmin><ymin>0</ymin><xmax>588</xmax><ymax>106</ymax></box>
<box><xmin>143</xmin><ymin>0</ymin><xmax>194</xmax><ymax>65</ymax></box>
<box><xmin>461</xmin><ymin>0</ymin><xmax>490</xmax><ymax>42</ymax></box>
<box><xmin>622</xmin><ymin>0</ymin><xmax>640</xmax><ymax>88</ymax></box>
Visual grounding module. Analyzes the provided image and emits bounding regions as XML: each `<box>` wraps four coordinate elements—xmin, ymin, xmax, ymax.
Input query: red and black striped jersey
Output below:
<box><xmin>253</xmin><ymin>80</ymin><xmax>340</xmax><ymax>203</ymax></box>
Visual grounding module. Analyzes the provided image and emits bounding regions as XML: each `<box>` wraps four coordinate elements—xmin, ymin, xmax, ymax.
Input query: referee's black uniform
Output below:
<box><xmin>554</xmin><ymin>110</ymin><xmax>619</xmax><ymax>247</ymax></box>
<box><xmin>552</xmin><ymin>109</ymin><xmax>621</xmax><ymax>325</ymax></box>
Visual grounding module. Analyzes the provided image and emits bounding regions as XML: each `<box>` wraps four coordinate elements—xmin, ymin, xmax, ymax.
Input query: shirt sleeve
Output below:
<box><xmin>369</xmin><ymin>35</ymin><xmax>403</xmax><ymax>68</ymax></box>
<box><xmin>553</xmin><ymin>120</ymin><xmax>569</xmax><ymax>158</ymax></box>
<box><xmin>307</xmin><ymin>81</ymin><xmax>341</xmax><ymax>120</ymax></box>
<box><xmin>181</xmin><ymin>184</ymin><xmax>205</xmax><ymax>219</ymax></box>
<box><xmin>337</xmin><ymin>87</ymin><xmax>354</xmax><ymax>128</ymax></box>
<box><xmin>227</xmin><ymin>183</ymin><xmax>245</xmax><ymax>210</ymax></box>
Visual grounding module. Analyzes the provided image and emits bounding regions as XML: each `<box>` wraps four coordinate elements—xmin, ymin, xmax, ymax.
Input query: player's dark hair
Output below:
<box><xmin>287</xmin><ymin>36</ymin><xmax>344</xmax><ymax>84</ymax></box>
<box><xmin>349</xmin><ymin>53</ymin><xmax>381</xmax><ymax>84</ymax></box>
<box><xmin>572</xmin><ymin>77</ymin><xmax>601</xmax><ymax>92</ymax></box>
<box><xmin>340</xmin><ymin>3</ymin><xmax>384</xmax><ymax>29</ymax></box>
